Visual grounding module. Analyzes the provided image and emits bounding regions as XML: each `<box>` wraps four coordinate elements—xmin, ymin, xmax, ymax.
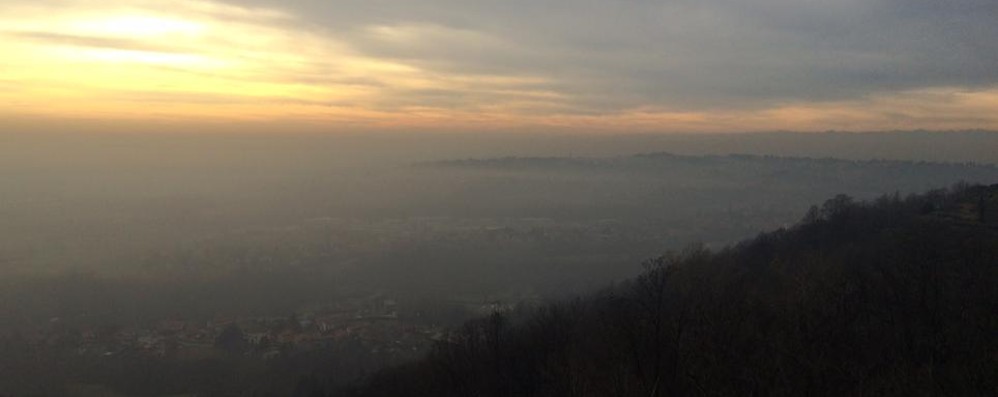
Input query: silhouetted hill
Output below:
<box><xmin>331</xmin><ymin>183</ymin><xmax>998</xmax><ymax>397</ymax></box>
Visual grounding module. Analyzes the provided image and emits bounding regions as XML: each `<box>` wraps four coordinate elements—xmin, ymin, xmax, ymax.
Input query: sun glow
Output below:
<box><xmin>0</xmin><ymin>0</ymin><xmax>570</xmax><ymax>126</ymax></box>
<box><xmin>0</xmin><ymin>0</ymin><xmax>412</xmax><ymax>120</ymax></box>
<box><xmin>60</xmin><ymin>46</ymin><xmax>224</xmax><ymax>68</ymax></box>
<box><xmin>70</xmin><ymin>14</ymin><xmax>206</xmax><ymax>38</ymax></box>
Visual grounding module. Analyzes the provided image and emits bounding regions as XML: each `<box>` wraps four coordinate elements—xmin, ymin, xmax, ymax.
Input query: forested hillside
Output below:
<box><xmin>332</xmin><ymin>183</ymin><xmax>998</xmax><ymax>397</ymax></box>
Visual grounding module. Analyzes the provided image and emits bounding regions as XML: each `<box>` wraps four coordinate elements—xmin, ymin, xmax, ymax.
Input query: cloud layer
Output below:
<box><xmin>2</xmin><ymin>0</ymin><xmax>996</xmax><ymax>132</ymax></box>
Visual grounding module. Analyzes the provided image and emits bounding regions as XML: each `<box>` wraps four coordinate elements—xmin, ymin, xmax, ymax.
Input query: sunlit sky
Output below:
<box><xmin>2</xmin><ymin>0</ymin><xmax>997</xmax><ymax>133</ymax></box>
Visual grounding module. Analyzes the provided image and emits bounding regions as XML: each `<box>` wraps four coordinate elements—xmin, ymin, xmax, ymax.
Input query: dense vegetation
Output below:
<box><xmin>332</xmin><ymin>183</ymin><xmax>998</xmax><ymax>396</ymax></box>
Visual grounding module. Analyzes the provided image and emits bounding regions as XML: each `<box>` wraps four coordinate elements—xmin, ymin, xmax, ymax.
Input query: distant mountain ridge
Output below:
<box><xmin>425</xmin><ymin>152</ymin><xmax>998</xmax><ymax>170</ymax></box>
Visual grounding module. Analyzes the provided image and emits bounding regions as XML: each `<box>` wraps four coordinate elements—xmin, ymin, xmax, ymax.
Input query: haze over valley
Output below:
<box><xmin>2</xmin><ymin>0</ymin><xmax>997</xmax><ymax>395</ymax></box>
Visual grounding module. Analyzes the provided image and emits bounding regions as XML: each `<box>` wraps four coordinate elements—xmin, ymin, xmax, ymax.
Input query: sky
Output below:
<box><xmin>1</xmin><ymin>0</ymin><xmax>997</xmax><ymax>133</ymax></box>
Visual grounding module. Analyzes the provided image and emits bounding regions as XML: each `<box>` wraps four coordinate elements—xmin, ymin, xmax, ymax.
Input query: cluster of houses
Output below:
<box><xmin>23</xmin><ymin>295</ymin><xmax>448</xmax><ymax>362</ymax></box>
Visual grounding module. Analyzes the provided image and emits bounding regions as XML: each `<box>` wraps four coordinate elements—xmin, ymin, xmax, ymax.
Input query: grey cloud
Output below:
<box><xmin>365</xmin><ymin>86</ymin><xmax>570</xmax><ymax>114</ymax></box>
<box><xmin>5</xmin><ymin>31</ymin><xmax>188</xmax><ymax>54</ymax></box>
<box><xmin>290</xmin><ymin>75</ymin><xmax>387</xmax><ymax>88</ymax></box>
<box><xmin>220</xmin><ymin>0</ymin><xmax>998</xmax><ymax>112</ymax></box>
<box><xmin>104</xmin><ymin>91</ymin><xmax>344</xmax><ymax>108</ymax></box>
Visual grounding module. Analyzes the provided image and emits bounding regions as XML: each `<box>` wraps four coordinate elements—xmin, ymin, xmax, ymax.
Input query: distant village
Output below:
<box><xmin>14</xmin><ymin>293</ymin><xmax>512</xmax><ymax>364</ymax></box>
